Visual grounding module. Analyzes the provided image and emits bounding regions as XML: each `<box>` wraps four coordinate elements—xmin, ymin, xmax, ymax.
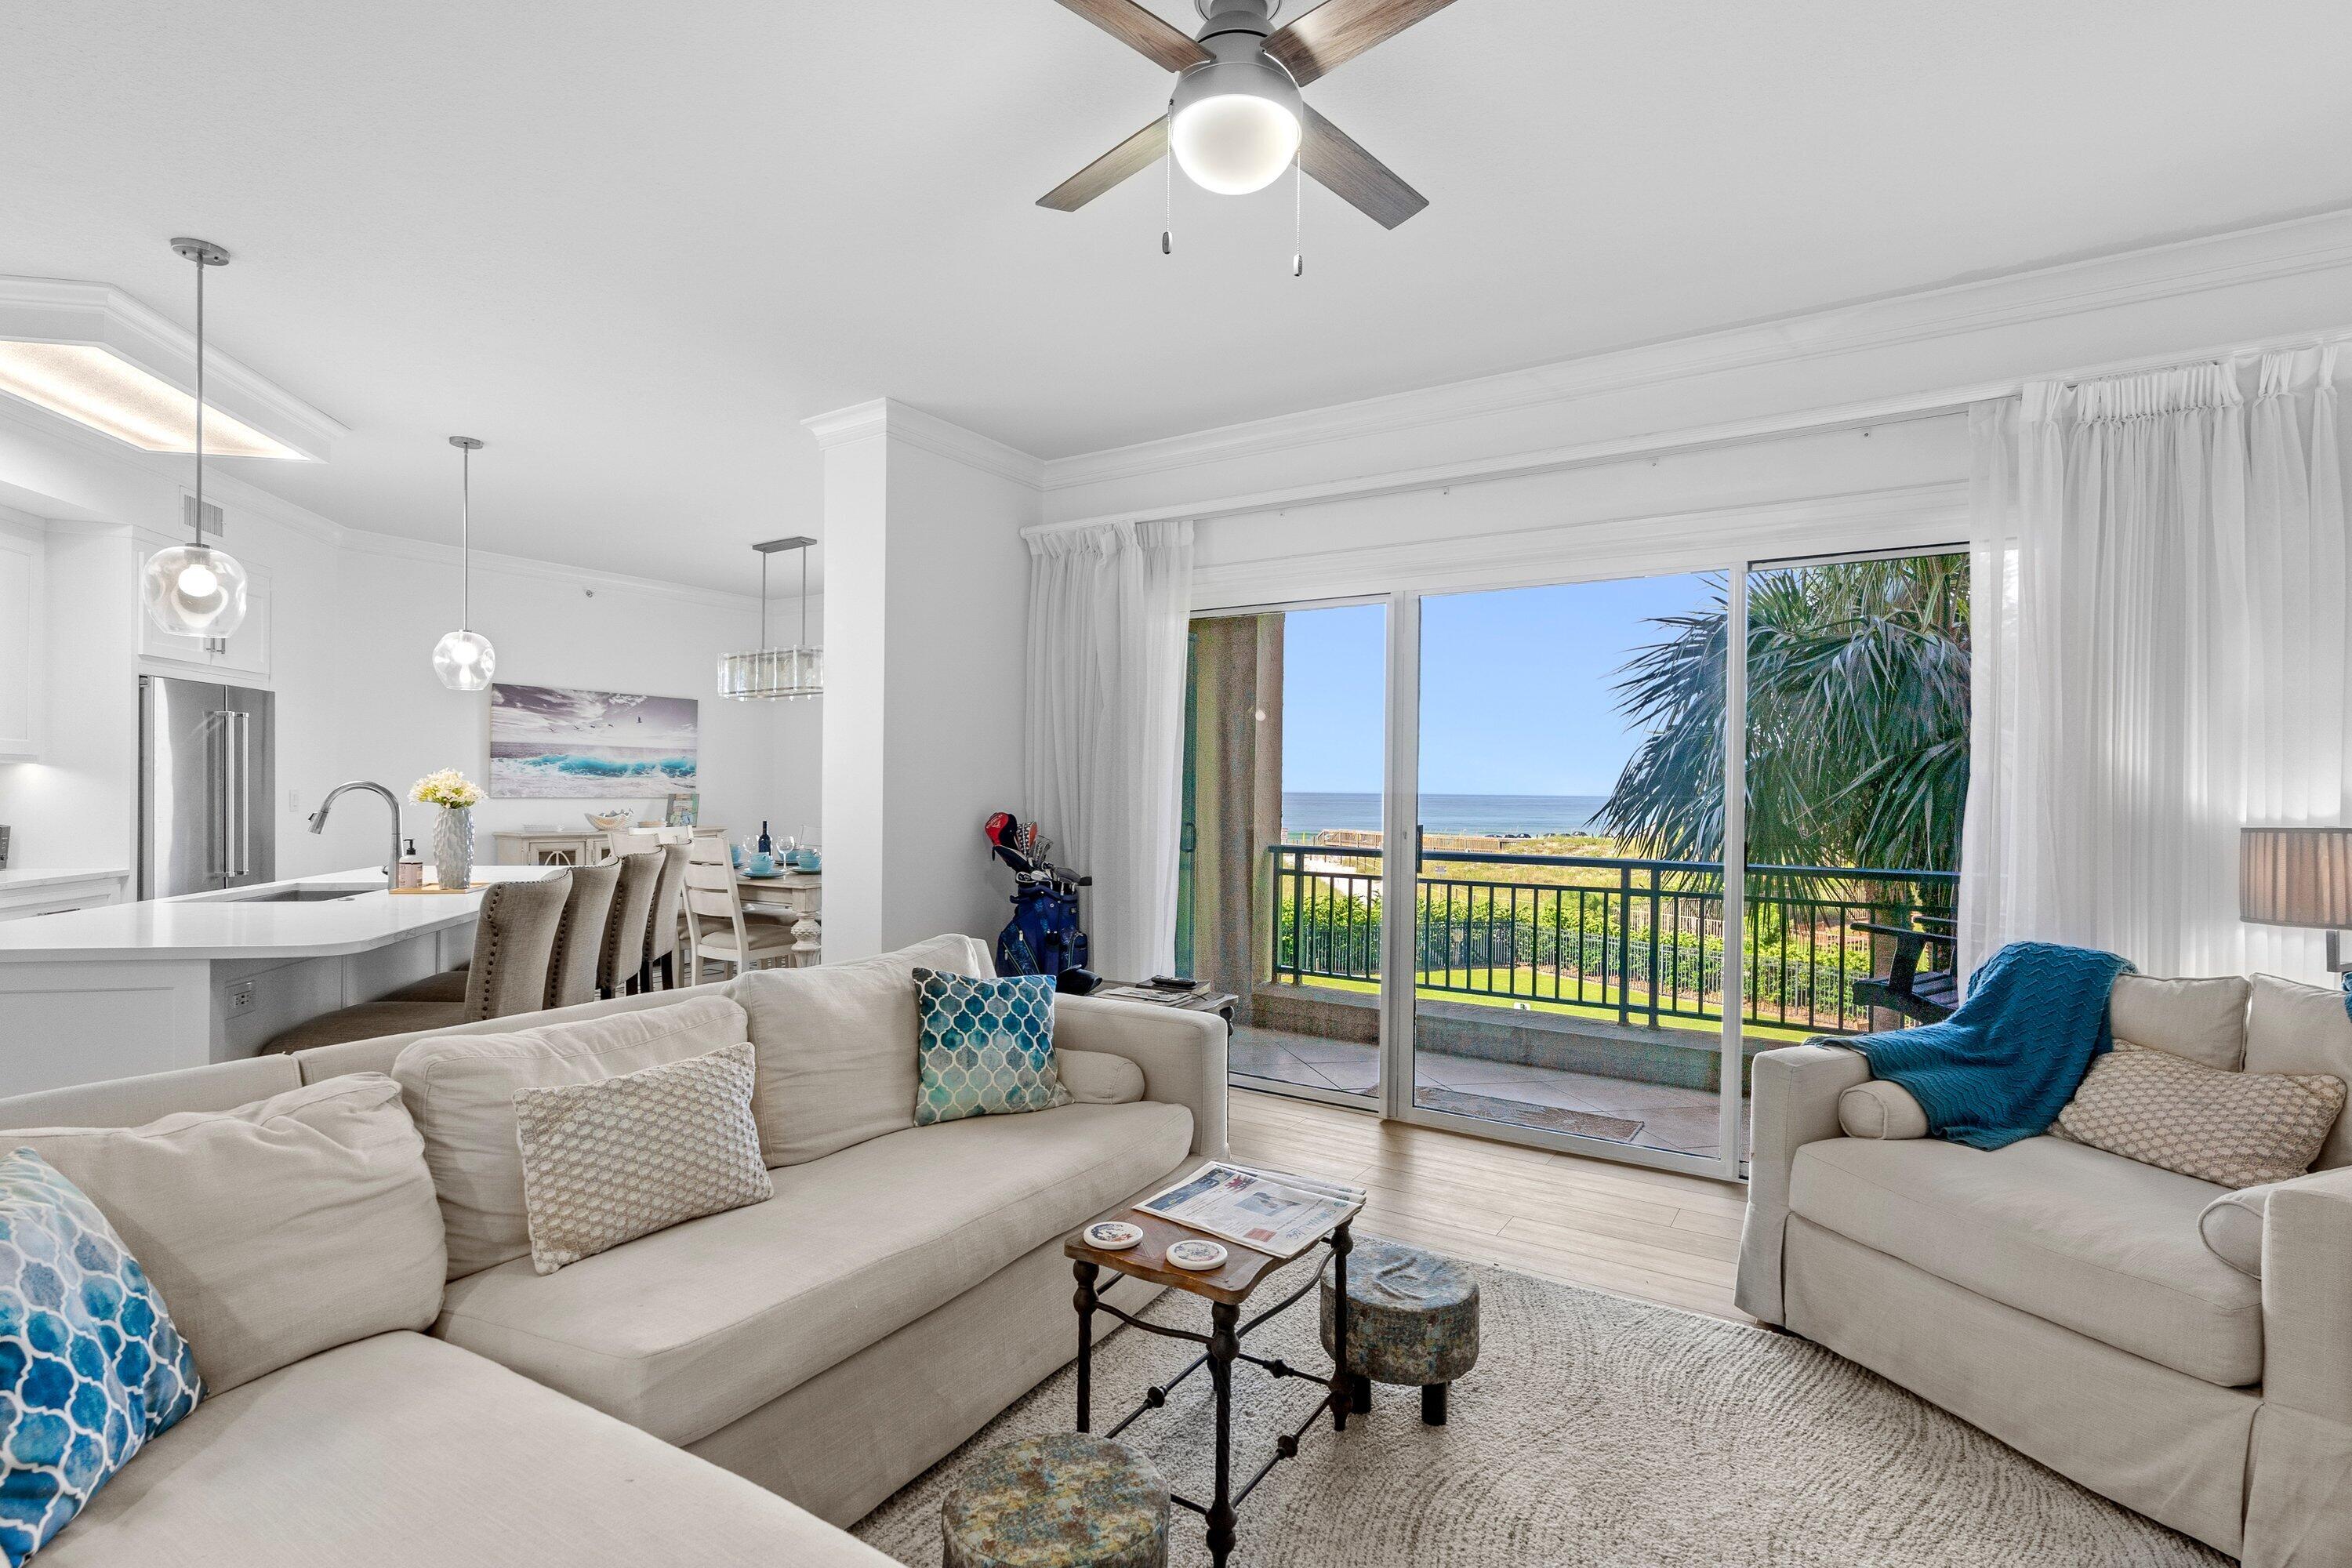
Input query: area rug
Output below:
<box><xmin>854</xmin><ymin>1251</ymin><xmax>2227</xmax><ymax>1568</ymax></box>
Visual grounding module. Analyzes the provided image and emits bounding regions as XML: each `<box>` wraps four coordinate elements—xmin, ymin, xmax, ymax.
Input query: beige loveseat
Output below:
<box><xmin>1738</xmin><ymin>971</ymin><xmax>2352</xmax><ymax>1566</ymax></box>
<box><xmin>1</xmin><ymin>935</ymin><xmax>1226</xmax><ymax>1566</ymax></box>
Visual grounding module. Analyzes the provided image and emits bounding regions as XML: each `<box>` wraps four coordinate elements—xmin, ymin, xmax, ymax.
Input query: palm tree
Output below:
<box><xmin>1595</xmin><ymin>556</ymin><xmax>1970</xmax><ymax>884</ymax></box>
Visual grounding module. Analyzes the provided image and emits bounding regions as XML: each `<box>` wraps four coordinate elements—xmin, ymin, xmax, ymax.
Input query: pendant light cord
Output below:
<box><xmin>1293</xmin><ymin>151</ymin><xmax>1305</xmax><ymax>278</ymax></box>
<box><xmin>759</xmin><ymin>549</ymin><xmax>769</xmax><ymax>649</ymax></box>
<box><xmin>459</xmin><ymin>444</ymin><xmax>472</xmax><ymax>630</ymax></box>
<box><xmin>192</xmin><ymin>252</ymin><xmax>206</xmax><ymax>549</ymax></box>
<box><xmin>799</xmin><ymin>546</ymin><xmax>809</xmax><ymax>649</ymax></box>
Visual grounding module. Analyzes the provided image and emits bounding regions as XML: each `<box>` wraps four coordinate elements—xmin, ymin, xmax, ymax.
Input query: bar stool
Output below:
<box><xmin>385</xmin><ymin>858</ymin><xmax>621</xmax><ymax>1010</ymax></box>
<box><xmin>266</xmin><ymin>875</ymin><xmax>573</xmax><ymax>1051</ymax></box>
<box><xmin>640</xmin><ymin>842</ymin><xmax>690</xmax><ymax>991</ymax></box>
<box><xmin>597</xmin><ymin>851</ymin><xmax>664</xmax><ymax>998</ymax></box>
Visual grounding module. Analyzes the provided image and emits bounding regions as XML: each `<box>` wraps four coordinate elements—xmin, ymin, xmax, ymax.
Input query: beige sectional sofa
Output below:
<box><xmin>1</xmin><ymin>936</ymin><xmax>1227</xmax><ymax>1566</ymax></box>
<box><xmin>1738</xmin><ymin>971</ymin><xmax>2352</xmax><ymax>1566</ymax></box>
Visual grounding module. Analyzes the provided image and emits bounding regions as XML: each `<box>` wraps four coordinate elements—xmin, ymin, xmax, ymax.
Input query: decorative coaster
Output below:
<box><xmin>1084</xmin><ymin>1221</ymin><xmax>1144</xmax><ymax>1251</ymax></box>
<box><xmin>1167</xmin><ymin>1238</ymin><xmax>1228</xmax><ymax>1271</ymax></box>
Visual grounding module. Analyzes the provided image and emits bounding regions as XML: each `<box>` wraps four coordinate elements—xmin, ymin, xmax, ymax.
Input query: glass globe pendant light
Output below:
<box><xmin>431</xmin><ymin>436</ymin><xmax>495</xmax><ymax>691</ymax></box>
<box><xmin>141</xmin><ymin>238</ymin><xmax>250</xmax><ymax>637</ymax></box>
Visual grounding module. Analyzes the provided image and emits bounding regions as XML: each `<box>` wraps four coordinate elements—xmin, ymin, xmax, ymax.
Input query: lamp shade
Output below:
<box><xmin>2241</xmin><ymin>827</ymin><xmax>2352</xmax><ymax>927</ymax></box>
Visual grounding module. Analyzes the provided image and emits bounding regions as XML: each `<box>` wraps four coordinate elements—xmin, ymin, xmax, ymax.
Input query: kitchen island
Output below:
<box><xmin>0</xmin><ymin>865</ymin><xmax>564</xmax><ymax>1097</ymax></box>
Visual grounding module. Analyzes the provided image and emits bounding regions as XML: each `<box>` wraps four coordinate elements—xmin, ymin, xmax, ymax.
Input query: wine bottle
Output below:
<box><xmin>757</xmin><ymin>820</ymin><xmax>773</xmax><ymax>855</ymax></box>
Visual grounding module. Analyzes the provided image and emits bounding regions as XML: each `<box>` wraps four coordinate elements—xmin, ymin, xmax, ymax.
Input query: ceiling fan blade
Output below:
<box><xmin>1265</xmin><ymin>0</ymin><xmax>1460</xmax><ymax>86</ymax></box>
<box><xmin>1299</xmin><ymin>107</ymin><xmax>1428</xmax><ymax>228</ymax></box>
<box><xmin>1039</xmin><ymin>116</ymin><xmax>1171</xmax><ymax>212</ymax></box>
<box><xmin>1051</xmin><ymin>0</ymin><xmax>1210</xmax><ymax>73</ymax></box>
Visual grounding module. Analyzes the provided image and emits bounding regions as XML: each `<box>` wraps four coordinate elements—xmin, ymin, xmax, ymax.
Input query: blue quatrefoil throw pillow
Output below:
<box><xmin>0</xmin><ymin>1148</ymin><xmax>201</xmax><ymax>1565</ymax></box>
<box><xmin>913</xmin><ymin>968</ymin><xmax>1071</xmax><ymax>1126</ymax></box>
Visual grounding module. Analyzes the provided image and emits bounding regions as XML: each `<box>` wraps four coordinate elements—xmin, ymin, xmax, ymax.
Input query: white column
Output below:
<box><xmin>804</xmin><ymin>400</ymin><xmax>1043</xmax><ymax>960</ymax></box>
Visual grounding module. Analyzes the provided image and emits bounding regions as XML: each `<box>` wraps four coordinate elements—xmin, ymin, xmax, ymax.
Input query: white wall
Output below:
<box><xmin>0</xmin><ymin>403</ymin><xmax>822</xmax><ymax>885</ymax></box>
<box><xmin>813</xmin><ymin>402</ymin><xmax>1036</xmax><ymax>960</ymax></box>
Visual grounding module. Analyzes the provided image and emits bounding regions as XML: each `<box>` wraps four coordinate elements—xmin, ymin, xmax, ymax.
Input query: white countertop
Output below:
<box><xmin>0</xmin><ymin>869</ymin><xmax>129</xmax><ymax>891</ymax></box>
<box><xmin>0</xmin><ymin>866</ymin><xmax>561</xmax><ymax>962</ymax></box>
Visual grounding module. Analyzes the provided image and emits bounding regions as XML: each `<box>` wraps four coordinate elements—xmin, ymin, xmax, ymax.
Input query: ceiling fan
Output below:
<box><xmin>1040</xmin><ymin>0</ymin><xmax>1457</xmax><ymax>230</ymax></box>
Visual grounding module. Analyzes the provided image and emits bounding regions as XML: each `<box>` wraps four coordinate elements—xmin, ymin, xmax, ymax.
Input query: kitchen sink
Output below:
<box><xmin>221</xmin><ymin>884</ymin><xmax>381</xmax><ymax>903</ymax></box>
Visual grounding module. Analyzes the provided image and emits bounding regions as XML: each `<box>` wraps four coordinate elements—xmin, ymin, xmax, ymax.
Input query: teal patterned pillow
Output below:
<box><xmin>914</xmin><ymin>969</ymin><xmax>1071</xmax><ymax>1125</ymax></box>
<box><xmin>0</xmin><ymin>1148</ymin><xmax>202</xmax><ymax>1565</ymax></box>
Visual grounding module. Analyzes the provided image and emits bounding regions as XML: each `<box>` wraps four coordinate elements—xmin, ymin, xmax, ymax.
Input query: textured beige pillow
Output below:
<box><xmin>2108</xmin><ymin>974</ymin><xmax>2252</xmax><ymax>1069</ymax></box>
<box><xmin>726</xmin><ymin>934</ymin><xmax>992</xmax><ymax>1166</ymax></box>
<box><xmin>393</xmin><ymin>995</ymin><xmax>750</xmax><ymax>1276</ymax></box>
<box><xmin>13</xmin><ymin>1074</ymin><xmax>445</xmax><ymax>1395</ymax></box>
<box><xmin>2055</xmin><ymin>1042</ymin><xmax>2345</xmax><ymax>1189</ymax></box>
<box><xmin>514</xmin><ymin>1042</ymin><xmax>772</xmax><ymax>1275</ymax></box>
<box><xmin>2244</xmin><ymin>974</ymin><xmax>2352</xmax><ymax>1170</ymax></box>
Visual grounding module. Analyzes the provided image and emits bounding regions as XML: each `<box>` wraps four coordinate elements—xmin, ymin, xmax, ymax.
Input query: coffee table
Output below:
<box><xmin>1065</xmin><ymin>1207</ymin><xmax>1356</xmax><ymax>1568</ymax></box>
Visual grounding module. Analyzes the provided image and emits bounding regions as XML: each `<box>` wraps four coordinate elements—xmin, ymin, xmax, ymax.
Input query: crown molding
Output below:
<box><xmin>1049</xmin><ymin>206</ymin><xmax>2352</xmax><ymax>495</ymax></box>
<box><xmin>0</xmin><ymin>275</ymin><xmax>348</xmax><ymax>463</ymax></box>
<box><xmin>1190</xmin><ymin>481</ymin><xmax>1971</xmax><ymax>609</ymax></box>
<box><xmin>802</xmin><ymin>397</ymin><xmax>1046</xmax><ymax>488</ymax></box>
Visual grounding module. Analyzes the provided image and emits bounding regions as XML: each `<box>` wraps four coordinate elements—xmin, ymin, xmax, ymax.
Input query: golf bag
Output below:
<box><xmin>984</xmin><ymin>811</ymin><xmax>1093</xmax><ymax>982</ymax></box>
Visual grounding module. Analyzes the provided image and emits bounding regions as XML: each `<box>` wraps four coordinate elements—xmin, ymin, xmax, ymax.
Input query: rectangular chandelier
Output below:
<box><xmin>719</xmin><ymin>536</ymin><xmax>823</xmax><ymax>701</ymax></box>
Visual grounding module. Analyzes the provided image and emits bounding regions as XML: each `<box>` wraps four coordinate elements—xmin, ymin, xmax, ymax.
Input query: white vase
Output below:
<box><xmin>433</xmin><ymin>807</ymin><xmax>474</xmax><ymax>889</ymax></box>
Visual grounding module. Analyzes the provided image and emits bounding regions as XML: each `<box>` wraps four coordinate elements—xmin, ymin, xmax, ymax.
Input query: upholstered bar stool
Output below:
<box><xmin>386</xmin><ymin>858</ymin><xmax>620</xmax><ymax>1009</ymax></box>
<box><xmin>597</xmin><ymin>850</ymin><xmax>663</xmax><ymax>998</ymax></box>
<box><xmin>641</xmin><ymin>842</ymin><xmax>689</xmax><ymax>991</ymax></box>
<box><xmin>264</xmin><ymin>874</ymin><xmax>574</xmax><ymax>1052</ymax></box>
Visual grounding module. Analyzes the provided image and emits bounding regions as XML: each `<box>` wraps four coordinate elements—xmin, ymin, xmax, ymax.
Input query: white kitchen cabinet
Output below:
<box><xmin>0</xmin><ymin>526</ymin><xmax>42</xmax><ymax>761</ymax></box>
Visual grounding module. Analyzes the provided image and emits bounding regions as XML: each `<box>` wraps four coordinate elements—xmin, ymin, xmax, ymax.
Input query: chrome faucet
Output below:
<box><xmin>307</xmin><ymin>781</ymin><xmax>403</xmax><ymax>884</ymax></box>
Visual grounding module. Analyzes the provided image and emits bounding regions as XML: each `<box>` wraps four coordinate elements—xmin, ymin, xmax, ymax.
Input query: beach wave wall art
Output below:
<box><xmin>488</xmin><ymin>682</ymin><xmax>699</xmax><ymax>800</ymax></box>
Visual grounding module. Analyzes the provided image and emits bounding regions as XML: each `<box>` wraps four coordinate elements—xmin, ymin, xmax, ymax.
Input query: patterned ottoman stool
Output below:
<box><xmin>1319</xmin><ymin>1238</ymin><xmax>1480</xmax><ymax>1425</ymax></box>
<box><xmin>942</xmin><ymin>1432</ymin><xmax>1170</xmax><ymax>1568</ymax></box>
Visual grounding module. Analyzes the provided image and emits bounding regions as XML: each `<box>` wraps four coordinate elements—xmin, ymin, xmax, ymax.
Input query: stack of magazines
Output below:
<box><xmin>1138</xmin><ymin>1163</ymin><xmax>1367</xmax><ymax>1260</ymax></box>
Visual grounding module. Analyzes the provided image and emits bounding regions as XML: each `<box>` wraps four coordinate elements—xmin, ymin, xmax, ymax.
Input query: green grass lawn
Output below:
<box><xmin>1276</xmin><ymin>968</ymin><xmax>1833</xmax><ymax>1045</ymax></box>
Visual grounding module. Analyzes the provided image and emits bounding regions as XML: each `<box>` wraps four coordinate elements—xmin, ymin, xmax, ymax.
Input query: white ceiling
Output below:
<box><xmin>9</xmin><ymin>0</ymin><xmax>2352</xmax><ymax>591</ymax></box>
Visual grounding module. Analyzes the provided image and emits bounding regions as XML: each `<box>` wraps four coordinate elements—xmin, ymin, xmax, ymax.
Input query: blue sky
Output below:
<box><xmin>1278</xmin><ymin>575</ymin><xmax>1722</xmax><ymax>795</ymax></box>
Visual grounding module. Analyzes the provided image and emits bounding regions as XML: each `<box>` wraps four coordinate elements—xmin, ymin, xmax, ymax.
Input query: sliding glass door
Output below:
<box><xmin>1177</xmin><ymin>544</ymin><xmax>1969</xmax><ymax>1181</ymax></box>
<box><xmin>1396</xmin><ymin>575</ymin><xmax>1742</xmax><ymax>1174</ymax></box>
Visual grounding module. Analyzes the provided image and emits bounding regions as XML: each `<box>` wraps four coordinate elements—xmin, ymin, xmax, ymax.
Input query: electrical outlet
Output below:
<box><xmin>225</xmin><ymin>981</ymin><xmax>257</xmax><ymax>1016</ymax></box>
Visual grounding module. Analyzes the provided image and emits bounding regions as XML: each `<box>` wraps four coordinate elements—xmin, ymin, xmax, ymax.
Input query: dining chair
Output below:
<box><xmin>640</xmin><ymin>842</ymin><xmax>690</xmax><ymax>992</ymax></box>
<box><xmin>682</xmin><ymin>837</ymin><xmax>794</xmax><ymax>985</ymax></box>
<box><xmin>266</xmin><ymin>873</ymin><xmax>574</xmax><ymax>1051</ymax></box>
<box><xmin>606</xmin><ymin>828</ymin><xmax>662</xmax><ymax>861</ymax></box>
<box><xmin>597</xmin><ymin>850</ymin><xmax>664</xmax><ymax>998</ymax></box>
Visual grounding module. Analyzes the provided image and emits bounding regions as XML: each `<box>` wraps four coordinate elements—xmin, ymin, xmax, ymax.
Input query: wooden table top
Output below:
<box><xmin>1064</xmin><ymin>1207</ymin><xmax>1289</xmax><ymax>1307</ymax></box>
<box><xmin>735</xmin><ymin>869</ymin><xmax>820</xmax><ymax>893</ymax></box>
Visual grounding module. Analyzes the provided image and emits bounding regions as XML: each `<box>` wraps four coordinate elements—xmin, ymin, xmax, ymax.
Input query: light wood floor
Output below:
<box><xmin>1229</xmin><ymin>1087</ymin><xmax>1752</xmax><ymax>1323</ymax></box>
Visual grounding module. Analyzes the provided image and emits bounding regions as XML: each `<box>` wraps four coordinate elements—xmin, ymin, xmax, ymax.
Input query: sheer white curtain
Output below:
<box><xmin>1024</xmin><ymin>520</ymin><xmax>1194</xmax><ymax>980</ymax></box>
<box><xmin>1960</xmin><ymin>348</ymin><xmax>2351</xmax><ymax>982</ymax></box>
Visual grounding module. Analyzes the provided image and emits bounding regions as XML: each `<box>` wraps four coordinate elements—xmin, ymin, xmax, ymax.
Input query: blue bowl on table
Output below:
<box><xmin>746</xmin><ymin>852</ymin><xmax>778</xmax><ymax>877</ymax></box>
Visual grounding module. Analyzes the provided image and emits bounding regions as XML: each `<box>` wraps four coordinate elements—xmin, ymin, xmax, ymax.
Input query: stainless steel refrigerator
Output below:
<box><xmin>139</xmin><ymin>675</ymin><xmax>275</xmax><ymax>899</ymax></box>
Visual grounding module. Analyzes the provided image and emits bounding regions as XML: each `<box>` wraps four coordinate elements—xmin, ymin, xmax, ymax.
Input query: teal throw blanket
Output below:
<box><xmin>1856</xmin><ymin>940</ymin><xmax>2132</xmax><ymax>1150</ymax></box>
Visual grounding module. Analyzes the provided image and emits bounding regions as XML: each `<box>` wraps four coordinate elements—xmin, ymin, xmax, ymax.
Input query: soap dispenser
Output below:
<box><xmin>396</xmin><ymin>838</ymin><xmax>424</xmax><ymax>890</ymax></box>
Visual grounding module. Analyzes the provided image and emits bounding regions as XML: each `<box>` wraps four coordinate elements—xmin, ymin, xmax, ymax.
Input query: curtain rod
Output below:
<box><xmin>1020</xmin><ymin>323</ymin><xmax>2352</xmax><ymax>542</ymax></box>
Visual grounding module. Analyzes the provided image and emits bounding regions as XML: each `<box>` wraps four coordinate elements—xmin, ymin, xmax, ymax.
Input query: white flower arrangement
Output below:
<box><xmin>408</xmin><ymin>769</ymin><xmax>485</xmax><ymax>809</ymax></box>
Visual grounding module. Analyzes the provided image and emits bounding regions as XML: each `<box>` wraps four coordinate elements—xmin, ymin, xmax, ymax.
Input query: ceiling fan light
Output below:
<box><xmin>1169</xmin><ymin>56</ymin><xmax>1302</xmax><ymax>195</ymax></box>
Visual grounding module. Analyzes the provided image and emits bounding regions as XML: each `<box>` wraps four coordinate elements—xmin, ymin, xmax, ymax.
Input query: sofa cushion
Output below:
<box><xmin>1058</xmin><ymin>1048</ymin><xmax>1145</xmax><ymax>1105</ymax></box>
<box><xmin>726</xmin><ymin>935</ymin><xmax>992</xmax><ymax>1166</ymax></box>
<box><xmin>913</xmin><ymin>969</ymin><xmax>1069</xmax><ymax>1125</ymax></box>
<box><xmin>436</xmin><ymin>1099</ymin><xmax>1192</xmax><ymax>1446</ymax></box>
<box><xmin>37</xmin><ymin>1332</ymin><xmax>894</xmax><ymax>1568</ymax></box>
<box><xmin>1836</xmin><ymin>1080</ymin><xmax>1928</xmax><ymax>1139</ymax></box>
<box><xmin>2109</xmin><ymin>974</ymin><xmax>2252</xmax><ymax>1069</ymax></box>
<box><xmin>1789</xmin><ymin>1134</ymin><xmax>2262</xmax><ymax>1385</ymax></box>
<box><xmin>393</xmin><ymin>995</ymin><xmax>750</xmax><ymax>1278</ymax></box>
<box><xmin>2198</xmin><ymin>1184</ymin><xmax>2270</xmax><ymax>1278</ymax></box>
<box><xmin>2244</xmin><ymin>974</ymin><xmax>2352</xmax><ymax>1170</ymax></box>
<box><xmin>13</xmin><ymin>1075</ymin><xmax>445</xmax><ymax>1396</ymax></box>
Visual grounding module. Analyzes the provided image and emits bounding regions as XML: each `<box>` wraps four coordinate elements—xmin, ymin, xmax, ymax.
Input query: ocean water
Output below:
<box><xmin>1283</xmin><ymin>792</ymin><xmax>1607</xmax><ymax>837</ymax></box>
<box><xmin>490</xmin><ymin>744</ymin><xmax>697</xmax><ymax>800</ymax></box>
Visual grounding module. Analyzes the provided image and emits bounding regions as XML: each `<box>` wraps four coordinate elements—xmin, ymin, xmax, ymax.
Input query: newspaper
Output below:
<box><xmin>1137</xmin><ymin>1162</ymin><xmax>1367</xmax><ymax>1260</ymax></box>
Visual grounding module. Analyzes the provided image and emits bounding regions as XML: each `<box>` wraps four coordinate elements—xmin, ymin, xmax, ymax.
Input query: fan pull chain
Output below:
<box><xmin>1292</xmin><ymin>153</ymin><xmax>1305</xmax><ymax>278</ymax></box>
<box><xmin>1162</xmin><ymin>142</ymin><xmax>1174</xmax><ymax>256</ymax></box>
